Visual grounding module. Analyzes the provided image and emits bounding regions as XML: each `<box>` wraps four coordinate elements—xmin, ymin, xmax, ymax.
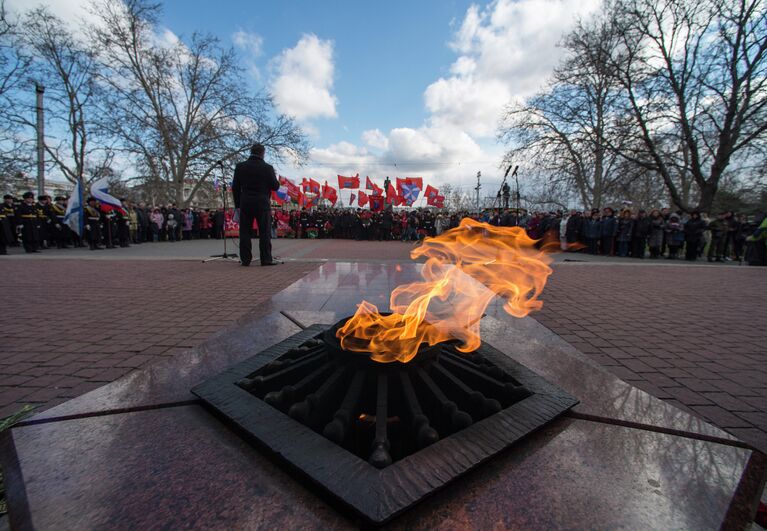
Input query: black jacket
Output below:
<box><xmin>232</xmin><ymin>155</ymin><xmax>279</xmax><ymax>208</ymax></box>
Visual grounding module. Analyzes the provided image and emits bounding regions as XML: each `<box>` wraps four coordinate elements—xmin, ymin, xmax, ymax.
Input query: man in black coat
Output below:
<box><xmin>232</xmin><ymin>143</ymin><xmax>280</xmax><ymax>266</ymax></box>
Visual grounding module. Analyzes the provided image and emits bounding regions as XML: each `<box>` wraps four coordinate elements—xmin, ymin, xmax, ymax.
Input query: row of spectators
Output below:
<box><xmin>273</xmin><ymin>206</ymin><xmax>765</xmax><ymax>264</ymax></box>
<box><xmin>2</xmin><ymin>193</ymin><xmax>765</xmax><ymax>265</ymax></box>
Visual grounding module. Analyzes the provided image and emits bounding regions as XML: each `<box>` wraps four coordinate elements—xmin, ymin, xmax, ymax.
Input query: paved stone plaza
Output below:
<box><xmin>1</xmin><ymin>239</ymin><xmax>765</xmax><ymax>454</ymax></box>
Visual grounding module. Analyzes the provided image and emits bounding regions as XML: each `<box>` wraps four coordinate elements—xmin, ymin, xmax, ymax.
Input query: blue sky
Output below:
<box><xmin>164</xmin><ymin>0</ymin><xmax>470</xmax><ymax>145</ymax></box>
<box><xmin>13</xmin><ymin>0</ymin><xmax>599</xmax><ymax>198</ymax></box>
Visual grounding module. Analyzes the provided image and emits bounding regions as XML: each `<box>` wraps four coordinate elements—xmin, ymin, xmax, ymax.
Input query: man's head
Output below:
<box><xmin>23</xmin><ymin>191</ymin><xmax>34</xmax><ymax>204</ymax></box>
<box><xmin>250</xmin><ymin>143</ymin><xmax>265</xmax><ymax>158</ymax></box>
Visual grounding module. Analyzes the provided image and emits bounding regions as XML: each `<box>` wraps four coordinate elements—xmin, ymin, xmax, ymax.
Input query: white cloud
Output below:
<box><xmin>425</xmin><ymin>0</ymin><xmax>600</xmax><ymax>138</ymax></box>
<box><xmin>290</xmin><ymin>0</ymin><xmax>599</xmax><ymax>198</ymax></box>
<box><xmin>362</xmin><ymin>129</ymin><xmax>389</xmax><ymax>150</ymax></box>
<box><xmin>6</xmin><ymin>0</ymin><xmax>95</xmax><ymax>26</ymax></box>
<box><xmin>270</xmin><ymin>34</ymin><xmax>337</xmax><ymax>121</ymax></box>
<box><xmin>232</xmin><ymin>30</ymin><xmax>264</xmax><ymax>79</ymax></box>
<box><xmin>232</xmin><ymin>30</ymin><xmax>263</xmax><ymax>56</ymax></box>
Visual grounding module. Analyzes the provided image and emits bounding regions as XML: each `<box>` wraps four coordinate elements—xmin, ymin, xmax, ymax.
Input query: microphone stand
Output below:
<box><xmin>203</xmin><ymin>161</ymin><xmax>239</xmax><ymax>263</ymax></box>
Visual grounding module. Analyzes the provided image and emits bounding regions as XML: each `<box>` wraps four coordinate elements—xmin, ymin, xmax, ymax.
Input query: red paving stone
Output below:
<box><xmin>533</xmin><ymin>264</ymin><xmax>767</xmax><ymax>451</ymax></box>
<box><xmin>0</xmin><ymin>259</ymin><xmax>317</xmax><ymax>418</ymax></box>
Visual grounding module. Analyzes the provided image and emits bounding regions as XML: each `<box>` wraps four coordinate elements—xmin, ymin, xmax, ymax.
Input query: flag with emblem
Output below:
<box><xmin>337</xmin><ymin>174</ymin><xmax>360</xmax><ymax>189</ymax></box>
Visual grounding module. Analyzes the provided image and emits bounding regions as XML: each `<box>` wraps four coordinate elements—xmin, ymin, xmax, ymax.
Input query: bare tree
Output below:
<box><xmin>13</xmin><ymin>7</ymin><xmax>108</xmax><ymax>188</ymax></box>
<box><xmin>0</xmin><ymin>0</ymin><xmax>32</xmax><ymax>185</ymax></box>
<box><xmin>608</xmin><ymin>0</ymin><xmax>767</xmax><ymax>212</ymax></box>
<box><xmin>499</xmin><ymin>15</ymin><xmax>634</xmax><ymax>209</ymax></box>
<box><xmin>88</xmin><ymin>0</ymin><xmax>309</xmax><ymax>206</ymax></box>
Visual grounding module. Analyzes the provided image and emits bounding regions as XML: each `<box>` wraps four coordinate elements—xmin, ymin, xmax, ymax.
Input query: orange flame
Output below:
<box><xmin>336</xmin><ymin>218</ymin><xmax>555</xmax><ymax>363</ymax></box>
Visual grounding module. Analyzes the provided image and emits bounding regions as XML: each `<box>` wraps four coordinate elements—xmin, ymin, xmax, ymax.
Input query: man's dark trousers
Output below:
<box><xmin>239</xmin><ymin>195</ymin><xmax>272</xmax><ymax>265</ymax></box>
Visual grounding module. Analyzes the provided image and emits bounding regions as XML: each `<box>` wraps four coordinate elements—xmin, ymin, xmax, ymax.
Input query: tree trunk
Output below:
<box><xmin>696</xmin><ymin>182</ymin><xmax>718</xmax><ymax>214</ymax></box>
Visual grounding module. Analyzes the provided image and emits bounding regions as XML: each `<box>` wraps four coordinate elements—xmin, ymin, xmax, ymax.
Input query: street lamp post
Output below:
<box><xmin>35</xmin><ymin>83</ymin><xmax>45</xmax><ymax>197</ymax></box>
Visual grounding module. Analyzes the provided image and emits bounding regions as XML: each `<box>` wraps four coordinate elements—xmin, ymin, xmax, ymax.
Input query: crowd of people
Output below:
<box><xmin>0</xmin><ymin>193</ymin><xmax>235</xmax><ymax>252</ymax></box>
<box><xmin>1</xmin><ymin>191</ymin><xmax>765</xmax><ymax>265</ymax></box>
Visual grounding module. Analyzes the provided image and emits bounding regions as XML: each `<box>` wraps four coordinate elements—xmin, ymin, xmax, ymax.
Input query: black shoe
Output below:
<box><xmin>261</xmin><ymin>260</ymin><xmax>282</xmax><ymax>266</ymax></box>
<box><xmin>240</xmin><ymin>261</ymin><xmax>250</xmax><ymax>267</ymax></box>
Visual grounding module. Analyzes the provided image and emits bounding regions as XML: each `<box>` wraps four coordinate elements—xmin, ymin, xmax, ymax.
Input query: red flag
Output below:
<box><xmin>358</xmin><ymin>190</ymin><xmax>368</xmax><ymax>207</ymax></box>
<box><xmin>370</xmin><ymin>195</ymin><xmax>384</xmax><ymax>212</ymax></box>
<box><xmin>302</xmin><ymin>178</ymin><xmax>320</xmax><ymax>194</ymax></box>
<box><xmin>350</xmin><ymin>193</ymin><xmax>356</xmax><ymax>205</ymax></box>
<box><xmin>321</xmin><ymin>181</ymin><xmax>338</xmax><ymax>205</ymax></box>
<box><xmin>371</xmin><ymin>183</ymin><xmax>383</xmax><ymax>196</ymax></box>
<box><xmin>408</xmin><ymin>177</ymin><xmax>424</xmax><ymax>190</ymax></box>
<box><xmin>427</xmin><ymin>193</ymin><xmax>443</xmax><ymax>207</ymax></box>
<box><xmin>424</xmin><ymin>184</ymin><xmax>439</xmax><ymax>199</ymax></box>
<box><xmin>338</xmin><ymin>173</ymin><xmax>360</xmax><ymax>189</ymax></box>
<box><xmin>433</xmin><ymin>194</ymin><xmax>445</xmax><ymax>208</ymax></box>
<box><xmin>386</xmin><ymin>182</ymin><xmax>397</xmax><ymax>198</ymax></box>
<box><xmin>396</xmin><ymin>177</ymin><xmax>423</xmax><ymax>193</ymax></box>
<box><xmin>395</xmin><ymin>194</ymin><xmax>407</xmax><ymax>206</ymax></box>
<box><xmin>280</xmin><ymin>176</ymin><xmax>301</xmax><ymax>200</ymax></box>
<box><xmin>365</xmin><ymin>176</ymin><xmax>376</xmax><ymax>190</ymax></box>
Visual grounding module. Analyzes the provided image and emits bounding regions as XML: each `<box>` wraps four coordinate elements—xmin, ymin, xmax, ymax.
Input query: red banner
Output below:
<box><xmin>338</xmin><ymin>173</ymin><xmax>360</xmax><ymax>189</ymax></box>
<box><xmin>280</xmin><ymin>176</ymin><xmax>301</xmax><ymax>200</ymax></box>
<box><xmin>322</xmin><ymin>182</ymin><xmax>338</xmax><ymax>205</ymax></box>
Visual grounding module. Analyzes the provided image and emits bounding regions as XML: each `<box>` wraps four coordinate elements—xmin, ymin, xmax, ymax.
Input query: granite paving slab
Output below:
<box><xmin>1</xmin><ymin>404</ymin><xmax>760</xmax><ymax>529</ymax></box>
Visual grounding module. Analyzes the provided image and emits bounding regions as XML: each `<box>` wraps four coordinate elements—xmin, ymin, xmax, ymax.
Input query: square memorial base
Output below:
<box><xmin>192</xmin><ymin>325</ymin><xmax>578</xmax><ymax>525</ymax></box>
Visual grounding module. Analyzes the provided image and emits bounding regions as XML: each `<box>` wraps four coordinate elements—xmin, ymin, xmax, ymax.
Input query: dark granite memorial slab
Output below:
<box><xmin>2</xmin><ymin>404</ymin><xmax>761</xmax><ymax>529</ymax></box>
<box><xmin>1</xmin><ymin>405</ymin><xmax>350</xmax><ymax>530</ymax></box>
<box><xmin>191</xmin><ymin>325</ymin><xmax>578</xmax><ymax>525</ymax></box>
<box><xmin>2</xmin><ymin>262</ymin><xmax>764</xmax><ymax>529</ymax></box>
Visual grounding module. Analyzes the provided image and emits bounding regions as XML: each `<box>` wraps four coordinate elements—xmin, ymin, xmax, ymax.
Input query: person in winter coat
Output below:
<box><xmin>616</xmin><ymin>209</ymin><xmax>634</xmax><ymax>257</ymax></box>
<box><xmin>664</xmin><ymin>213</ymin><xmax>685</xmax><ymax>259</ymax></box>
<box><xmin>600</xmin><ymin>207</ymin><xmax>618</xmax><ymax>256</ymax></box>
<box><xmin>746</xmin><ymin>212</ymin><xmax>767</xmax><ymax>266</ymax></box>
<box><xmin>149</xmin><ymin>208</ymin><xmax>163</xmax><ymax>242</ymax></box>
<box><xmin>732</xmin><ymin>213</ymin><xmax>748</xmax><ymax>261</ymax></box>
<box><xmin>707</xmin><ymin>212</ymin><xmax>730</xmax><ymax>262</ymax></box>
<box><xmin>647</xmin><ymin>209</ymin><xmax>665</xmax><ymax>258</ymax></box>
<box><xmin>199</xmin><ymin>210</ymin><xmax>210</xmax><ymax>239</ymax></box>
<box><xmin>683</xmin><ymin>211</ymin><xmax>707</xmax><ymax>261</ymax></box>
<box><xmin>631</xmin><ymin>210</ymin><xmax>650</xmax><ymax>258</ymax></box>
<box><xmin>564</xmin><ymin>211</ymin><xmax>582</xmax><ymax>247</ymax></box>
<box><xmin>182</xmin><ymin>209</ymin><xmax>193</xmax><ymax>240</ymax></box>
<box><xmin>583</xmin><ymin>209</ymin><xmax>601</xmax><ymax>254</ymax></box>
